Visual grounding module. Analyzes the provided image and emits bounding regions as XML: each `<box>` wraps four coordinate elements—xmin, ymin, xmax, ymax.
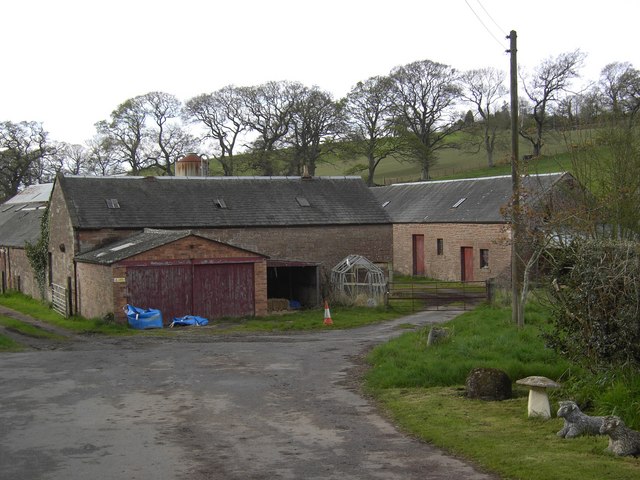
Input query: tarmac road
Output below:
<box><xmin>0</xmin><ymin>309</ymin><xmax>498</xmax><ymax>480</ymax></box>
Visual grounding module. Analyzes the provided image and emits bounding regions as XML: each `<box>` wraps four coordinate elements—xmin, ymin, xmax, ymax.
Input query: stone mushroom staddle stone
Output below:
<box><xmin>516</xmin><ymin>376</ymin><xmax>561</xmax><ymax>419</ymax></box>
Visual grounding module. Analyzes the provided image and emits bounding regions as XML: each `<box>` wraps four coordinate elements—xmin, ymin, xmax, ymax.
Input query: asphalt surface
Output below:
<box><xmin>0</xmin><ymin>308</ymin><xmax>498</xmax><ymax>480</ymax></box>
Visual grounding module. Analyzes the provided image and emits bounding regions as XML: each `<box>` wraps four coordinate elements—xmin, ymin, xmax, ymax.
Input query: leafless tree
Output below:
<box><xmin>185</xmin><ymin>86</ymin><xmax>248</xmax><ymax>176</ymax></box>
<box><xmin>241</xmin><ymin>81</ymin><xmax>301</xmax><ymax>175</ymax></box>
<box><xmin>85</xmin><ymin>135</ymin><xmax>125</xmax><ymax>176</ymax></box>
<box><xmin>460</xmin><ymin>67</ymin><xmax>508</xmax><ymax>168</ymax></box>
<box><xmin>520</xmin><ymin>50</ymin><xmax>586</xmax><ymax>157</ymax></box>
<box><xmin>285</xmin><ymin>85</ymin><xmax>344</xmax><ymax>176</ymax></box>
<box><xmin>0</xmin><ymin>121</ymin><xmax>54</xmax><ymax>200</ymax></box>
<box><xmin>142</xmin><ymin>91</ymin><xmax>197</xmax><ymax>176</ymax></box>
<box><xmin>344</xmin><ymin>76</ymin><xmax>402</xmax><ymax>186</ymax></box>
<box><xmin>96</xmin><ymin>97</ymin><xmax>149</xmax><ymax>175</ymax></box>
<box><xmin>389</xmin><ymin>59</ymin><xmax>461</xmax><ymax>180</ymax></box>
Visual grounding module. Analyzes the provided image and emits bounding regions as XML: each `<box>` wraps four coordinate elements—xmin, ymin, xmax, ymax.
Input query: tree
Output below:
<box><xmin>520</xmin><ymin>50</ymin><xmax>586</xmax><ymax>157</ymax></box>
<box><xmin>85</xmin><ymin>135</ymin><xmax>125</xmax><ymax>176</ymax></box>
<box><xmin>96</xmin><ymin>97</ymin><xmax>148</xmax><ymax>175</ymax></box>
<box><xmin>0</xmin><ymin>121</ymin><xmax>54</xmax><ymax>201</ymax></box>
<box><xmin>242</xmin><ymin>81</ymin><xmax>300</xmax><ymax>175</ymax></box>
<box><xmin>460</xmin><ymin>67</ymin><xmax>508</xmax><ymax>168</ymax></box>
<box><xmin>285</xmin><ymin>86</ymin><xmax>344</xmax><ymax>176</ymax></box>
<box><xmin>185</xmin><ymin>86</ymin><xmax>248</xmax><ymax>176</ymax></box>
<box><xmin>142</xmin><ymin>91</ymin><xmax>196</xmax><ymax>176</ymax></box>
<box><xmin>389</xmin><ymin>59</ymin><xmax>461</xmax><ymax>180</ymax></box>
<box><xmin>344</xmin><ymin>76</ymin><xmax>400</xmax><ymax>186</ymax></box>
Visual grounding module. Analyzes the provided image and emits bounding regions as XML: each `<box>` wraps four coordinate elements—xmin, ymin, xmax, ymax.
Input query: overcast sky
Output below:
<box><xmin>2</xmin><ymin>0</ymin><xmax>639</xmax><ymax>144</ymax></box>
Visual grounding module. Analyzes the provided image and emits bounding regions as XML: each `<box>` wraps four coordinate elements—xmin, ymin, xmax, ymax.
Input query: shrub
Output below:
<box><xmin>544</xmin><ymin>239</ymin><xmax>640</xmax><ymax>370</ymax></box>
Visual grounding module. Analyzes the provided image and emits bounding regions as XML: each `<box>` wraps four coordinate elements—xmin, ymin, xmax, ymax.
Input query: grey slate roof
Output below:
<box><xmin>75</xmin><ymin>229</ymin><xmax>265</xmax><ymax>265</ymax></box>
<box><xmin>371</xmin><ymin>173</ymin><xmax>569</xmax><ymax>223</ymax></box>
<box><xmin>0</xmin><ymin>184</ymin><xmax>53</xmax><ymax>247</ymax></box>
<box><xmin>57</xmin><ymin>175</ymin><xmax>390</xmax><ymax>229</ymax></box>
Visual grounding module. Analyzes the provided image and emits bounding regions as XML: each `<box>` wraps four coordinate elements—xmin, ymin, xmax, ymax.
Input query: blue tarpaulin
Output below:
<box><xmin>124</xmin><ymin>304</ymin><xmax>163</xmax><ymax>329</ymax></box>
<box><xmin>170</xmin><ymin>315</ymin><xmax>209</xmax><ymax>327</ymax></box>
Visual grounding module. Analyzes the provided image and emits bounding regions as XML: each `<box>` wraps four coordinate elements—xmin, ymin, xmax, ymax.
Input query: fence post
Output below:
<box><xmin>486</xmin><ymin>279</ymin><xmax>494</xmax><ymax>305</ymax></box>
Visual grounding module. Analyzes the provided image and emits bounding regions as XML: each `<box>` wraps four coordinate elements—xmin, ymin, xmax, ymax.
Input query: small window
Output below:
<box><xmin>382</xmin><ymin>201</ymin><xmax>390</xmax><ymax>208</ymax></box>
<box><xmin>296</xmin><ymin>196</ymin><xmax>310</xmax><ymax>207</ymax></box>
<box><xmin>105</xmin><ymin>198</ymin><xmax>120</xmax><ymax>209</ymax></box>
<box><xmin>452</xmin><ymin>198</ymin><xmax>466</xmax><ymax>208</ymax></box>
<box><xmin>214</xmin><ymin>198</ymin><xmax>227</xmax><ymax>209</ymax></box>
<box><xmin>480</xmin><ymin>249</ymin><xmax>489</xmax><ymax>268</ymax></box>
<box><xmin>437</xmin><ymin>238</ymin><xmax>444</xmax><ymax>255</ymax></box>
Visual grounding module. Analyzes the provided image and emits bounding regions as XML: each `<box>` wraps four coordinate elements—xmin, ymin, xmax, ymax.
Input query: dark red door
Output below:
<box><xmin>193</xmin><ymin>263</ymin><xmax>255</xmax><ymax>318</ymax></box>
<box><xmin>461</xmin><ymin>247</ymin><xmax>474</xmax><ymax>282</ymax></box>
<box><xmin>412</xmin><ymin>234</ymin><xmax>425</xmax><ymax>276</ymax></box>
<box><xmin>127</xmin><ymin>265</ymin><xmax>193</xmax><ymax>323</ymax></box>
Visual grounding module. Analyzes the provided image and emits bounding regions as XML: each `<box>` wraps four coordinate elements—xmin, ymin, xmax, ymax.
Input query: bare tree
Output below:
<box><xmin>142</xmin><ymin>91</ymin><xmax>196</xmax><ymax>176</ymax></box>
<box><xmin>389</xmin><ymin>59</ymin><xmax>461</xmax><ymax>180</ymax></box>
<box><xmin>0</xmin><ymin>121</ymin><xmax>54</xmax><ymax>200</ymax></box>
<box><xmin>520</xmin><ymin>50</ymin><xmax>586</xmax><ymax>157</ymax></box>
<box><xmin>286</xmin><ymin>85</ymin><xmax>344</xmax><ymax>176</ymax></box>
<box><xmin>85</xmin><ymin>135</ymin><xmax>125</xmax><ymax>176</ymax></box>
<box><xmin>460</xmin><ymin>67</ymin><xmax>508</xmax><ymax>168</ymax></box>
<box><xmin>185</xmin><ymin>86</ymin><xmax>248</xmax><ymax>176</ymax></box>
<box><xmin>344</xmin><ymin>76</ymin><xmax>401</xmax><ymax>186</ymax></box>
<box><xmin>96</xmin><ymin>97</ymin><xmax>148</xmax><ymax>175</ymax></box>
<box><xmin>241</xmin><ymin>81</ymin><xmax>300</xmax><ymax>175</ymax></box>
<box><xmin>46</xmin><ymin>142</ymin><xmax>91</xmax><ymax>177</ymax></box>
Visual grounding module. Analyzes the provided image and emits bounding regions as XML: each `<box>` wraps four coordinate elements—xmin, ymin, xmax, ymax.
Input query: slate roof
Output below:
<box><xmin>371</xmin><ymin>173</ymin><xmax>570</xmax><ymax>223</ymax></box>
<box><xmin>75</xmin><ymin>229</ymin><xmax>266</xmax><ymax>265</ymax></box>
<box><xmin>0</xmin><ymin>184</ymin><xmax>53</xmax><ymax>247</ymax></box>
<box><xmin>57</xmin><ymin>175</ymin><xmax>390</xmax><ymax>229</ymax></box>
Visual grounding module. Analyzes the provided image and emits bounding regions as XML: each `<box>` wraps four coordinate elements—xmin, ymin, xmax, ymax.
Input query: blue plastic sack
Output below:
<box><xmin>124</xmin><ymin>304</ymin><xmax>163</xmax><ymax>329</ymax></box>
<box><xmin>170</xmin><ymin>315</ymin><xmax>209</xmax><ymax>327</ymax></box>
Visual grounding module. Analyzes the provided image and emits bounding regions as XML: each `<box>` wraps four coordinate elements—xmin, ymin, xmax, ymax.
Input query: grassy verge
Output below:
<box><xmin>365</xmin><ymin>301</ymin><xmax>640</xmax><ymax>479</ymax></box>
<box><xmin>0</xmin><ymin>292</ymin><xmax>130</xmax><ymax>335</ymax></box>
<box><xmin>0</xmin><ymin>334</ymin><xmax>24</xmax><ymax>352</ymax></box>
<box><xmin>378</xmin><ymin>387</ymin><xmax>639</xmax><ymax>480</ymax></box>
<box><xmin>0</xmin><ymin>315</ymin><xmax>66</xmax><ymax>340</ymax></box>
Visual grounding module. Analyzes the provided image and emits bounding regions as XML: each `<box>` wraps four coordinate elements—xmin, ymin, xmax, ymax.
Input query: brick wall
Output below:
<box><xmin>197</xmin><ymin>224</ymin><xmax>393</xmax><ymax>274</ymax></box>
<box><xmin>393</xmin><ymin>223</ymin><xmax>512</xmax><ymax>281</ymax></box>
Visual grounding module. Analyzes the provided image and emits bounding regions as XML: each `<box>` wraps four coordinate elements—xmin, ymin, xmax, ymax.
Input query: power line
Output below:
<box><xmin>463</xmin><ymin>0</ymin><xmax>506</xmax><ymax>50</ymax></box>
<box><xmin>475</xmin><ymin>0</ymin><xmax>509</xmax><ymax>37</ymax></box>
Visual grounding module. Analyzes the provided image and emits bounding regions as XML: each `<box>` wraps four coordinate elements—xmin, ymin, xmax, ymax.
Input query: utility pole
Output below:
<box><xmin>508</xmin><ymin>30</ymin><xmax>523</xmax><ymax>327</ymax></box>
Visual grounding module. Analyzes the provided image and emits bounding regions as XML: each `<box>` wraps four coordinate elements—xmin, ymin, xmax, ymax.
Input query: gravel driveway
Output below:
<box><xmin>0</xmin><ymin>309</ymin><xmax>498</xmax><ymax>479</ymax></box>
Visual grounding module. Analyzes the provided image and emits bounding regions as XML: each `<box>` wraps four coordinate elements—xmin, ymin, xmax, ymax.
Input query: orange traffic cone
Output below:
<box><xmin>323</xmin><ymin>300</ymin><xmax>333</xmax><ymax>326</ymax></box>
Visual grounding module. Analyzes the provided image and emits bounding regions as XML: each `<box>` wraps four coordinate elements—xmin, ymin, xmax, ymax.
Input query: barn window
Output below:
<box><xmin>480</xmin><ymin>249</ymin><xmax>489</xmax><ymax>268</ymax></box>
<box><xmin>105</xmin><ymin>198</ymin><xmax>120</xmax><ymax>209</ymax></box>
<box><xmin>214</xmin><ymin>198</ymin><xmax>227</xmax><ymax>209</ymax></box>
<box><xmin>296</xmin><ymin>196</ymin><xmax>310</xmax><ymax>207</ymax></box>
<box><xmin>437</xmin><ymin>238</ymin><xmax>443</xmax><ymax>255</ymax></box>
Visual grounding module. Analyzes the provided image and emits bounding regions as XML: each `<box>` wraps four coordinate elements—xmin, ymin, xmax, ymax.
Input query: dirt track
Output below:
<box><xmin>0</xmin><ymin>309</ymin><xmax>498</xmax><ymax>480</ymax></box>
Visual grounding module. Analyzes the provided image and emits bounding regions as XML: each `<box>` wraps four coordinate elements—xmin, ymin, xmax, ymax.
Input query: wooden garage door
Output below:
<box><xmin>127</xmin><ymin>264</ymin><xmax>193</xmax><ymax>323</ymax></box>
<box><xmin>193</xmin><ymin>263</ymin><xmax>254</xmax><ymax>318</ymax></box>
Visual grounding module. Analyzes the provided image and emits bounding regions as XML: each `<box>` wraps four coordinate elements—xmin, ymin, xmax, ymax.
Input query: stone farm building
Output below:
<box><xmin>371</xmin><ymin>173</ymin><xmax>579</xmax><ymax>282</ymax></box>
<box><xmin>47</xmin><ymin>174</ymin><xmax>392</xmax><ymax>323</ymax></box>
<box><xmin>0</xmin><ymin>184</ymin><xmax>53</xmax><ymax>297</ymax></box>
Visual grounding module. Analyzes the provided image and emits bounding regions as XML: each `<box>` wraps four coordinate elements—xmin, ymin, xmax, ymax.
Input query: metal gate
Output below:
<box><xmin>386</xmin><ymin>280</ymin><xmax>488</xmax><ymax>311</ymax></box>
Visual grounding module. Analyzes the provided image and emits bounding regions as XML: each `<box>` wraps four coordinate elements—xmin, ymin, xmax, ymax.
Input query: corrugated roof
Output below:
<box><xmin>0</xmin><ymin>183</ymin><xmax>53</xmax><ymax>247</ymax></box>
<box><xmin>57</xmin><ymin>175</ymin><xmax>390</xmax><ymax>229</ymax></box>
<box><xmin>371</xmin><ymin>173</ymin><xmax>569</xmax><ymax>223</ymax></box>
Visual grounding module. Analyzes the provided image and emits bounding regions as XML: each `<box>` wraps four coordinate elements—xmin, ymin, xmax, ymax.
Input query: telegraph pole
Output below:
<box><xmin>508</xmin><ymin>30</ymin><xmax>523</xmax><ymax>327</ymax></box>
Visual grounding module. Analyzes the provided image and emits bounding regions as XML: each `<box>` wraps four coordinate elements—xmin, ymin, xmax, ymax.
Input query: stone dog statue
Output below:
<box><xmin>556</xmin><ymin>400</ymin><xmax>605</xmax><ymax>438</ymax></box>
<box><xmin>600</xmin><ymin>415</ymin><xmax>640</xmax><ymax>457</ymax></box>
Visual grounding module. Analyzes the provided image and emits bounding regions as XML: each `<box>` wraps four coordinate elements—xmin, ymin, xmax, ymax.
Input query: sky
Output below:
<box><xmin>2</xmin><ymin>0</ymin><xmax>639</xmax><ymax>145</ymax></box>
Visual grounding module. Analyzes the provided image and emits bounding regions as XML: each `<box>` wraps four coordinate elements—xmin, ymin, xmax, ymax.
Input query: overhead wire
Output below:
<box><xmin>475</xmin><ymin>0</ymin><xmax>509</xmax><ymax>38</ymax></box>
<box><xmin>463</xmin><ymin>0</ymin><xmax>507</xmax><ymax>51</ymax></box>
